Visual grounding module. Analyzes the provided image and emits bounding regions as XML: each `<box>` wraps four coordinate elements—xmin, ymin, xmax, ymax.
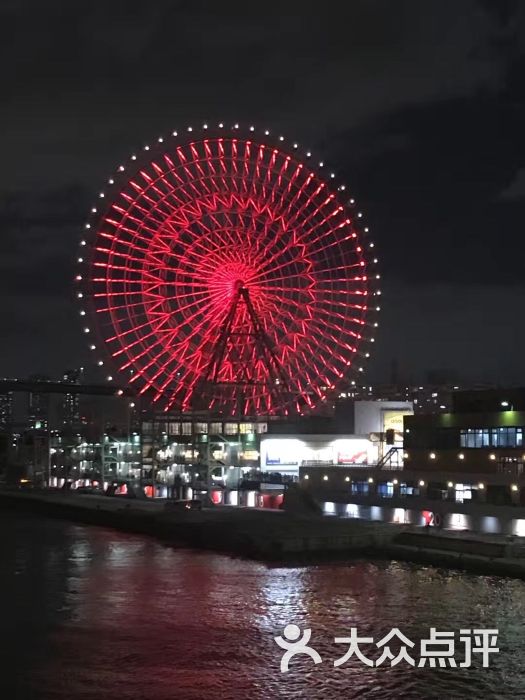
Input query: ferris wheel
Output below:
<box><xmin>77</xmin><ymin>123</ymin><xmax>380</xmax><ymax>416</ymax></box>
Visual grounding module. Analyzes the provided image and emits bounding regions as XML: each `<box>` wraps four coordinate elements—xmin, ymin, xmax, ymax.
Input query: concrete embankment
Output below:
<box><xmin>385</xmin><ymin>530</ymin><xmax>525</xmax><ymax>579</ymax></box>
<box><xmin>3</xmin><ymin>490</ymin><xmax>525</xmax><ymax>577</ymax></box>
<box><xmin>0</xmin><ymin>490</ymin><xmax>394</xmax><ymax>562</ymax></box>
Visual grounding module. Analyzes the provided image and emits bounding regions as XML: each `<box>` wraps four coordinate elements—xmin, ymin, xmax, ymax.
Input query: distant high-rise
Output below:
<box><xmin>61</xmin><ymin>368</ymin><xmax>84</xmax><ymax>428</ymax></box>
<box><xmin>0</xmin><ymin>392</ymin><xmax>13</xmax><ymax>429</ymax></box>
<box><xmin>27</xmin><ymin>375</ymin><xmax>51</xmax><ymax>430</ymax></box>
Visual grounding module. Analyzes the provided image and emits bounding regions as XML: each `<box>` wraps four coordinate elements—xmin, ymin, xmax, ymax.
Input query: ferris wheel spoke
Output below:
<box><xmin>85</xmin><ymin>131</ymin><xmax>375</xmax><ymax>414</ymax></box>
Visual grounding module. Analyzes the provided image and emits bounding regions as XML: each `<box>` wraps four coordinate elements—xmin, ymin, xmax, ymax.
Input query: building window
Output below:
<box><xmin>193</xmin><ymin>422</ymin><xmax>207</xmax><ymax>434</ymax></box>
<box><xmin>351</xmin><ymin>481</ymin><xmax>369</xmax><ymax>495</ymax></box>
<box><xmin>168</xmin><ymin>422</ymin><xmax>180</xmax><ymax>435</ymax></box>
<box><xmin>461</xmin><ymin>427</ymin><xmax>524</xmax><ymax>449</ymax></box>
<box><xmin>209</xmin><ymin>422</ymin><xmax>222</xmax><ymax>434</ymax></box>
<box><xmin>239</xmin><ymin>423</ymin><xmax>254</xmax><ymax>434</ymax></box>
<box><xmin>256</xmin><ymin>423</ymin><xmax>268</xmax><ymax>434</ymax></box>
<box><xmin>224</xmin><ymin>423</ymin><xmax>238</xmax><ymax>435</ymax></box>
<box><xmin>181</xmin><ymin>423</ymin><xmax>192</xmax><ymax>435</ymax></box>
<box><xmin>455</xmin><ymin>483</ymin><xmax>472</xmax><ymax>503</ymax></box>
<box><xmin>377</xmin><ymin>482</ymin><xmax>394</xmax><ymax>498</ymax></box>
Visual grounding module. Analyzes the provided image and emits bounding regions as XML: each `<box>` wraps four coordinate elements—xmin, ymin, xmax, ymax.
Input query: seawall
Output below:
<box><xmin>3</xmin><ymin>490</ymin><xmax>525</xmax><ymax>578</ymax></box>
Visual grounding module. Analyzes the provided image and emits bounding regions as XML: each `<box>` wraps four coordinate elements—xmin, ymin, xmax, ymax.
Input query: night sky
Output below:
<box><xmin>2</xmin><ymin>0</ymin><xmax>525</xmax><ymax>386</ymax></box>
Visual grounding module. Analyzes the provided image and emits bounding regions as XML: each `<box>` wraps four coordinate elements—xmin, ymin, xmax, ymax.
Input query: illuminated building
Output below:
<box><xmin>0</xmin><ymin>392</ymin><xmax>13</xmax><ymax>429</ymax></box>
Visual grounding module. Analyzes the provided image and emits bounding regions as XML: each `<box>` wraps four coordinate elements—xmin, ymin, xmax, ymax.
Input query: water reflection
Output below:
<box><xmin>1</xmin><ymin>513</ymin><xmax>524</xmax><ymax>699</ymax></box>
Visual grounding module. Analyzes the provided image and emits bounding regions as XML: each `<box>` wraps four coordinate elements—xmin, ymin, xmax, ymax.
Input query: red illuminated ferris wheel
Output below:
<box><xmin>78</xmin><ymin>124</ymin><xmax>380</xmax><ymax>416</ymax></box>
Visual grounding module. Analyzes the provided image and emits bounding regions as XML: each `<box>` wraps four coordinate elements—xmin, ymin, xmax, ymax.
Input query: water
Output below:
<box><xmin>1</xmin><ymin>512</ymin><xmax>524</xmax><ymax>699</ymax></box>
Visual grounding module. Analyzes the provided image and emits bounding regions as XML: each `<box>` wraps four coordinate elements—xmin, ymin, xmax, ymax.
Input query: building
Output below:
<box><xmin>336</xmin><ymin>382</ymin><xmax>496</xmax><ymax>415</ymax></box>
<box><xmin>27</xmin><ymin>375</ymin><xmax>51</xmax><ymax>430</ymax></box>
<box><xmin>61</xmin><ymin>368</ymin><xmax>84</xmax><ymax>428</ymax></box>
<box><xmin>0</xmin><ymin>392</ymin><xmax>13</xmax><ymax>429</ymax></box>
<box><xmin>298</xmin><ymin>388</ymin><xmax>525</xmax><ymax>536</ymax></box>
<box><xmin>403</xmin><ymin>387</ymin><xmax>525</xmax><ymax>476</ymax></box>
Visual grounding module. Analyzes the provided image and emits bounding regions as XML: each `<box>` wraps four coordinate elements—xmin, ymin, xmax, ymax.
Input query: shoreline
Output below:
<box><xmin>3</xmin><ymin>489</ymin><xmax>525</xmax><ymax>578</ymax></box>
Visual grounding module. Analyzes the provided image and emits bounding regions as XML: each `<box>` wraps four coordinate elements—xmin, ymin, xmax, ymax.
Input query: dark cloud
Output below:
<box><xmin>1</xmin><ymin>0</ymin><xmax>525</xmax><ymax>383</ymax></box>
<box><xmin>500</xmin><ymin>168</ymin><xmax>525</xmax><ymax>200</ymax></box>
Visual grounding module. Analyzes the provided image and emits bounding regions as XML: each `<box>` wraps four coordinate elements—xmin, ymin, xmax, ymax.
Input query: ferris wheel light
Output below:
<box><xmin>80</xmin><ymin>310</ymin><xmax>86</xmax><ymax>316</ymax></box>
<box><xmin>85</xmin><ymin>223</ymin><xmax>91</xmax><ymax>229</ymax></box>
<box><xmin>219</xmin><ymin>122</ymin><xmax>224</xmax><ymax>128</ymax></box>
<box><xmin>99</xmin><ymin>192</ymin><xmax>104</xmax><ymax>198</ymax></box>
<box><xmin>144</xmin><ymin>145</ymin><xmax>150</xmax><ymax>150</ymax></box>
<box><xmin>264</xmin><ymin>129</ymin><xmax>270</xmax><ymax>135</ymax></box>
<box><xmin>77</xmin><ymin>258</ymin><xmax>83</xmax><ymax>263</ymax></box>
<box><xmin>172</xmin><ymin>130</ymin><xmax>178</xmax><ymax>136</ymax></box>
<box><xmin>108</xmin><ymin>179</ymin><xmax>114</xmax><ymax>185</ymax></box>
<box><xmin>86</xmin><ymin>130</ymin><xmax>376</xmax><ymax>414</ymax></box>
<box><xmin>364</xmin><ymin>227</ymin><xmax>369</xmax><ymax>232</ymax></box>
<box><xmin>306</xmin><ymin>151</ymin><xmax>311</xmax><ymax>157</ymax></box>
<box><xmin>80</xmin><ymin>240</ymin><xmax>86</xmax><ymax>246</ymax></box>
<box><xmin>75</xmin><ymin>275</ymin><xmax>82</xmax><ymax>281</ymax></box>
<box><xmin>77</xmin><ymin>292</ymin><xmax>83</xmax><ymax>298</ymax></box>
<box><xmin>376</xmin><ymin>306</ymin><xmax>380</xmax><ymax>311</ymax></box>
<box><xmin>357</xmin><ymin>212</ymin><xmax>363</xmax><ymax>218</ymax></box>
<box><xmin>369</xmin><ymin>242</ymin><xmax>374</xmax><ymax>247</ymax></box>
<box><xmin>83</xmin><ymin>328</ymin><xmax>90</xmax><ymax>333</ymax></box>
<box><xmin>370</xmin><ymin>338</ymin><xmax>375</xmax><ymax>343</ymax></box>
<box><xmin>91</xmin><ymin>207</ymin><xmax>97</xmax><ymax>213</ymax></box>
<box><xmin>118</xmin><ymin>165</ymin><xmax>125</xmax><ymax>171</ymax></box>
<box><xmin>350</xmin><ymin>198</ymin><xmax>355</xmax><ymax>204</ymax></box>
<box><xmin>158</xmin><ymin>137</ymin><xmax>164</xmax><ymax>142</ymax></box>
<box><xmin>107</xmin><ymin>375</ymin><xmax>113</xmax><ymax>381</ymax></box>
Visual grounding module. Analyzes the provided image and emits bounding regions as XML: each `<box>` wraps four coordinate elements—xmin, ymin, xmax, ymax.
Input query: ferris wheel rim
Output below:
<box><xmin>77</xmin><ymin>122</ymin><xmax>381</xmax><ymax>416</ymax></box>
